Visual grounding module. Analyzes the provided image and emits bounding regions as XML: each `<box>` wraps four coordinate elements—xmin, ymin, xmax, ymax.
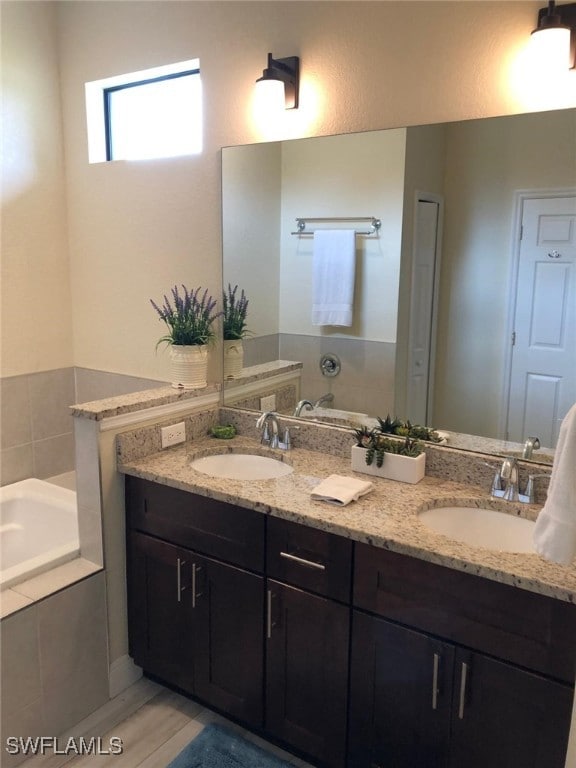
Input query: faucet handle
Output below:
<box><xmin>260</xmin><ymin>422</ymin><xmax>271</xmax><ymax>445</ymax></box>
<box><xmin>525</xmin><ymin>473</ymin><xmax>551</xmax><ymax>503</ymax></box>
<box><xmin>281</xmin><ymin>425</ymin><xmax>300</xmax><ymax>450</ymax></box>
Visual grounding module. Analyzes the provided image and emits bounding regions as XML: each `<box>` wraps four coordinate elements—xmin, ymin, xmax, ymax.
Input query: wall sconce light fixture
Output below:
<box><xmin>255</xmin><ymin>53</ymin><xmax>300</xmax><ymax>110</ymax></box>
<box><xmin>531</xmin><ymin>1</ymin><xmax>576</xmax><ymax>70</ymax></box>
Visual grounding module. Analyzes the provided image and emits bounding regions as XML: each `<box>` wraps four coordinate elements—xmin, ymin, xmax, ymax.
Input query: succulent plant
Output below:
<box><xmin>375</xmin><ymin>414</ymin><xmax>441</xmax><ymax>443</ymax></box>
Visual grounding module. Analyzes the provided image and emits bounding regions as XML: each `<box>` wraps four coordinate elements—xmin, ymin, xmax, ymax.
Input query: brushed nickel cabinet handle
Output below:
<box><xmin>432</xmin><ymin>653</ymin><xmax>440</xmax><ymax>711</ymax></box>
<box><xmin>279</xmin><ymin>551</ymin><xmax>326</xmax><ymax>571</ymax></box>
<box><xmin>192</xmin><ymin>563</ymin><xmax>203</xmax><ymax>608</ymax></box>
<box><xmin>176</xmin><ymin>558</ymin><xmax>186</xmax><ymax>603</ymax></box>
<box><xmin>267</xmin><ymin>589</ymin><xmax>273</xmax><ymax>639</ymax></box>
<box><xmin>458</xmin><ymin>662</ymin><xmax>468</xmax><ymax>720</ymax></box>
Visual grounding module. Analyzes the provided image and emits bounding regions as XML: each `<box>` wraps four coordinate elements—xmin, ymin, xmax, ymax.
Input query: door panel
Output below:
<box><xmin>193</xmin><ymin>555</ymin><xmax>264</xmax><ymax>728</ymax></box>
<box><xmin>508</xmin><ymin>195</ymin><xmax>576</xmax><ymax>446</ymax></box>
<box><xmin>266</xmin><ymin>580</ymin><xmax>349</xmax><ymax>768</ymax></box>
<box><xmin>349</xmin><ymin>611</ymin><xmax>453</xmax><ymax>768</ymax></box>
<box><xmin>127</xmin><ymin>532</ymin><xmax>195</xmax><ymax>694</ymax></box>
<box><xmin>449</xmin><ymin>650</ymin><xmax>573</xmax><ymax>768</ymax></box>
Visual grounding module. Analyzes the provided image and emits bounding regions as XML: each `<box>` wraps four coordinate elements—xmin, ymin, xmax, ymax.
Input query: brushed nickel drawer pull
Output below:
<box><xmin>432</xmin><ymin>653</ymin><xmax>440</xmax><ymax>711</ymax></box>
<box><xmin>458</xmin><ymin>662</ymin><xmax>468</xmax><ymax>720</ymax></box>
<box><xmin>279</xmin><ymin>551</ymin><xmax>326</xmax><ymax>571</ymax></box>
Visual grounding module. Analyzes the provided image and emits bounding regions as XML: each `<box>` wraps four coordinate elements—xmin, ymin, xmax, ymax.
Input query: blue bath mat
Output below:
<box><xmin>166</xmin><ymin>723</ymin><xmax>295</xmax><ymax>768</ymax></box>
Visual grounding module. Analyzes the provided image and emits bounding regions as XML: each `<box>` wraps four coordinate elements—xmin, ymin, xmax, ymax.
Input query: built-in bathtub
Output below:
<box><xmin>0</xmin><ymin>478</ymin><xmax>79</xmax><ymax>590</ymax></box>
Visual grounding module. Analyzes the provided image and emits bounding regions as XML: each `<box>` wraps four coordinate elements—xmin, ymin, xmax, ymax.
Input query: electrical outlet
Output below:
<box><xmin>161</xmin><ymin>422</ymin><xmax>186</xmax><ymax>448</ymax></box>
<box><xmin>260</xmin><ymin>394</ymin><xmax>276</xmax><ymax>411</ymax></box>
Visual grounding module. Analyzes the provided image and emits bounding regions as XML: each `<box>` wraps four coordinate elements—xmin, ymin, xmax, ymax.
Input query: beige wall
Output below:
<box><xmin>50</xmin><ymin>0</ymin><xmax>575</xmax><ymax>383</ymax></box>
<box><xmin>1</xmin><ymin>1</ymin><xmax>73</xmax><ymax>377</ymax></box>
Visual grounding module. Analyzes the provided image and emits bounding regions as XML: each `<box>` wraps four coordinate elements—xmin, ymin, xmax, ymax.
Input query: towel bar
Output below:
<box><xmin>291</xmin><ymin>216</ymin><xmax>381</xmax><ymax>235</ymax></box>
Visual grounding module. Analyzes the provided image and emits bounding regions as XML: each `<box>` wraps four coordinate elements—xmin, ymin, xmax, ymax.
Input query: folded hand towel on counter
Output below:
<box><xmin>533</xmin><ymin>402</ymin><xmax>576</xmax><ymax>566</ymax></box>
<box><xmin>311</xmin><ymin>474</ymin><xmax>374</xmax><ymax>506</ymax></box>
<box><xmin>312</xmin><ymin>229</ymin><xmax>356</xmax><ymax>326</ymax></box>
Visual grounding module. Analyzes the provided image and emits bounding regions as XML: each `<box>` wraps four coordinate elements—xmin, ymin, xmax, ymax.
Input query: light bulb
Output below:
<box><xmin>531</xmin><ymin>26</ymin><xmax>571</xmax><ymax>72</ymax></box>
<box><xmin>254</xmin><ymin>78</ymin><xmax>286</xmax><ymax>115</ymax></box>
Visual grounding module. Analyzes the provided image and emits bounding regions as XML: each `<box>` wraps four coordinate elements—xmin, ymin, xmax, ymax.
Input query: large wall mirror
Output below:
<box><xmin>222</xmin><ymin>108</ymin><xmax>576</xmax><ymax>463</ymax></box>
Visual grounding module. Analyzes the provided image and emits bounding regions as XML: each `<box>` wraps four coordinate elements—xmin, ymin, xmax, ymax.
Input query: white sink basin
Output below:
<box><xmin>190</xmin><ymin>453</ymin><xmax>293</xmax><ymax>481</ymax></box>
<box><xmin>418</xmin><ymin>506</ymin><xmax>535</xmax><ymax>553</ymax></box>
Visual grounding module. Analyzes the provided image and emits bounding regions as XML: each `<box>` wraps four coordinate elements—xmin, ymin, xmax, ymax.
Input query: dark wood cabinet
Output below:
<box><xmin>266</xmin><ymin>580</ymin><xmax>349</xmax><ymax>768</ymax></box>
<box><xmin>125</xmin><ymin>477</ymin><xmax>576</xmax><ymax>768</ymax></box>
<box><xmin>349</xmin><ymin>545</ymin><xmax>576</xmax><ymax>768</ymax></box>
<box><xmin>126</xmin><ymin>477</ymin><xmax>265</xmax><ymax>729</ymax></box>
<box><xmin>349</xmin><ymin>610</ymin><xmax>454</xmax><ymax>768</ymax></box>
<box><xmin>128</xmin><ymin>532</ymin><xmax>195</xmax><ymax>695</ymax></box>
<box><xmin>449</xmin><ymin>649</ymin><xmax>574</xmax><ymax>768</ymax></box>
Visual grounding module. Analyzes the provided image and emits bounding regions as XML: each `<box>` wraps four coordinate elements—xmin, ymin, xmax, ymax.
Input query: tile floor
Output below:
<box><xmin>16</xmin><ymin>679</ymin><xmax>315</xmax><ymax>768</ymax></box>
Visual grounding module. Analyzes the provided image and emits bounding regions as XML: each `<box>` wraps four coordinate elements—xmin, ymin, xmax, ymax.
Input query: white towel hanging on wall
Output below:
<box><xmin>311</xmin><ymin>229</ymin><xmax>356</xmax><ymax>326</ymax></box>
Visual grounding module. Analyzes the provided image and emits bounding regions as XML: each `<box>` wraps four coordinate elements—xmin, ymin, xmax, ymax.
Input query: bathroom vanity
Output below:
<box><xmin>121</xmin><ymin>433</ymin><xmax>576</xmax><ymax>768</ymax></box>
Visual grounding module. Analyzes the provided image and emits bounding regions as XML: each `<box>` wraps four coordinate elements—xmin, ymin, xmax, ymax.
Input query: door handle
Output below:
<box><xmin>266</xmin><ymin>589</ymin><xmax>275</xmax><ymax>639</ymax></box>
<box><xmin>432</xmin><ymin>652</ymin><xmax>440</xmax><ymax>710</ymax></box>
<box><xmin>191</xmin><ymin>563</ymin><xmax>203</xmax><ymax>608</ymax></box>
<box><xmin>176</xmin><ymin>558</ymin><xmax>186</xmax><ymax>603</ymax></box>
<box><xmin>458</xmin><ymin>662</ymin><xmax>468</xmax><ymax>720</ymax></box>
<box><xmin>279</xmin><ymin>551</ymin><xmax>326</xmax><ymax>571</ymax></box>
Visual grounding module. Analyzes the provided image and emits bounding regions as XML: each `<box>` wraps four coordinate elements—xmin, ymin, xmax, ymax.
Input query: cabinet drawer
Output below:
<box><xmin>354</xmin><ymin>543</ymin><xmax>576</xmax><ymax>683</ymax></box>
<box><xmin>267</xmin><ymin>516</ymin><xmax>352</xmax><ymax>602</ymax></box>
<box><xmin>126</xmin><ymin>476</ymin><xmax>265</xmax><ymax>571</ymax></box>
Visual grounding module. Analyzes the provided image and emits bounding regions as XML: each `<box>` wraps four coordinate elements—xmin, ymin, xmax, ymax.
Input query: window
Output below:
<box><xmin>85</xmin><ymin>60</ymin><xmax>202</xmax><ymax>163</ymax></box>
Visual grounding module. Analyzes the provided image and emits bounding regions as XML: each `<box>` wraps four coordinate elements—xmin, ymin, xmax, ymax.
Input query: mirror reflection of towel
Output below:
<box><xmin>312</xmin><ymin>230</ymin><xmax>356</xmax><ymax>326</ymax></box>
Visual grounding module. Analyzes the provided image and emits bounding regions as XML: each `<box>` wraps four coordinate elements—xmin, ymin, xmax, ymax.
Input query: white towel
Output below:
<box><xmin>533</xmin><ymin>402</ymin><xmax>576</xmax><ymax>566</ymax></box>
<box><xmin>312</xmin><ymin>229</ymin><xmax>356</xmax><ymax>326</ymax></box>
<box><xmin>311</xmin><ymin>474</ymin><xmax>374</xmax><ymax>506</ymax></box>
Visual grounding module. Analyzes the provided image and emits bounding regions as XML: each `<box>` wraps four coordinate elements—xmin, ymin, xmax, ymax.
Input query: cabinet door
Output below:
<box><xmin>349</xmin><ymin>610</ymin><xmax>454</xmax><ymax>768</ymax></box>
<box><xmin>266</xmin><ymin>580</ymin><xmax>349</xmax><ymax>768</ymax></box>
<box><xmin>127</xmin><ymin>531</ymin><xmax>195</xmax><ymax>694</ymax></box>
<box><xmin>450</xmin><ymin>650</ymin><xmax>573</xmax><ymax>768</ymax></box>
<box><xmin>193</xmin><ymin>554</ymin><xmax>264</xmax><ymax>728</ymax></box>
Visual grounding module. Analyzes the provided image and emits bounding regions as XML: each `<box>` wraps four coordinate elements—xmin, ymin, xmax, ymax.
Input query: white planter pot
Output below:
<box><xmin>169</xmin><ymin>344</ymin><xmax>208</xmax><ymax>389</ymax></box>
<box><xmin>351</xmin><ymin>445</ymin><xmax>426</xmax><ymax>484</ymax></box>
<box><xmin>223</xmin><ymin>339</ymin><xmax>244</xmax><ymax>379</ymax></box>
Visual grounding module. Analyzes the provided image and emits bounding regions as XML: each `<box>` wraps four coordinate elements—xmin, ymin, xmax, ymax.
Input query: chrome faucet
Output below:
<box><xmin>489</xmin><ymin>456</ymin><xmax>537</xmax><ymax>504</ymax></box>
<box><xmin>522</xmin><ymin>436</ymin><xmax>541</xmax><ymax>460</ymax></box>
<box><xmin>293</xmin><ymin>399</ymin><xmax>314</xmax><ymax>417</ymax></box>
<box><xmin>256</xmin><ymin>411</ymin><xmax>293</xmax><ymax>450</ymax></box>
<box><xmin>314</xmin><ymin>393</ymin><xmax>334</xmax><ymax>408</ymax></box>
<box><xmin>256</xmin><ymin>411</ymin><xmax>280</xmax><ymax>447</ymax></box>
<box><xmin>500</xmin><ymin>456</ymin><xmax>520</xmax><ymax>501</ymax></box>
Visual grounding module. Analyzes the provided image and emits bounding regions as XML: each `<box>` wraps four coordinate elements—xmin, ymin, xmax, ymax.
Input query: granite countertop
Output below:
<box><xmin>118</xmin><ymin>435</ymin><xmax>576</xmax><ymax>604</ymax></box>
<box><xmin>71</xmin><ymin>384</ymin><xmax>221</xmax><ymax>421</ymax></box>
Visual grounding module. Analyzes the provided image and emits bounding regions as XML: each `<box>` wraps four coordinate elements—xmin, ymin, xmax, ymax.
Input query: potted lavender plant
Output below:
<box><xmin>222</xmin><ymin>283</ymin><xmax>249</xmax><ymax>379</ymax></box>
<box><xmin>150</xmin><ymin>285</ymin><xmax>221</xmax><ymax>389</ymax></box>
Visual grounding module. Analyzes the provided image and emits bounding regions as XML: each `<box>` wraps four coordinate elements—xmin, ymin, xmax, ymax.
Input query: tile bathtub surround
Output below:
<box><xmin>74</xmin><ymin>367</ymin><xmax>166</xmax><ymax>403</ymax></box>
<box><xmin>0</xmin><ymin>572</ymin><xmax>109</xmax><ymax>765</ymax></box>
<box><xmin>279</xmin><ymin>334</ymin><xmax>396</xmax><ymax>416</ymax></box>
<box><xmin>0</xmin><ymin>369</ymin><xmax>76</xmax><ymax>486</ymax></box>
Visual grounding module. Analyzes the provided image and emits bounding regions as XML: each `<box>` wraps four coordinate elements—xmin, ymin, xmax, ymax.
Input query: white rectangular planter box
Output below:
<box><xmin>351</xmin><ymin>446</ymin><xmax>426</xmax><ymax>484</ymax></box>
